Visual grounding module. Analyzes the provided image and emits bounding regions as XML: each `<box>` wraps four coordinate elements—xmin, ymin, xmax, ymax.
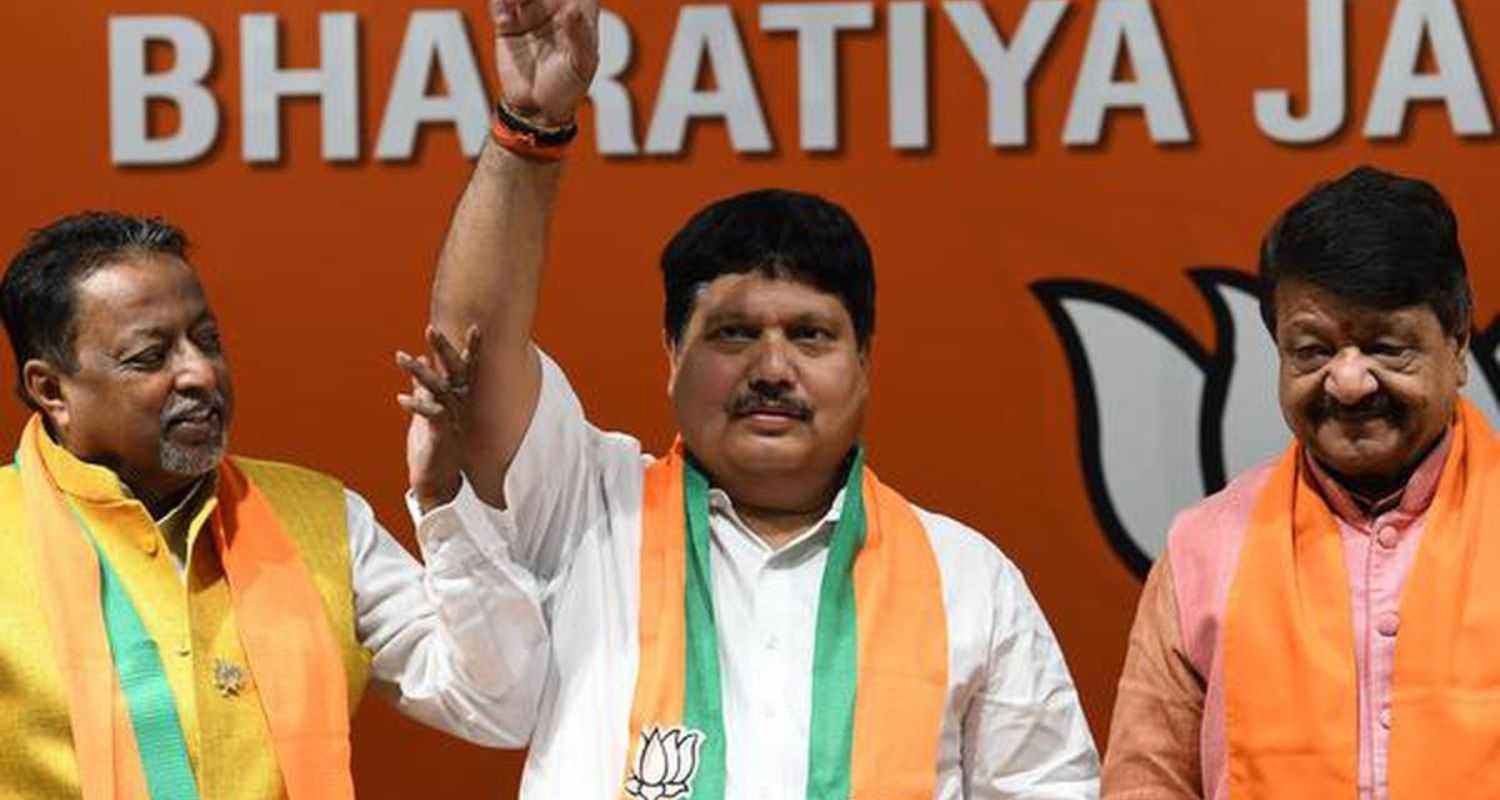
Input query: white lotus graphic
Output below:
<box><xmin>1034</xmin><ymin>269</ymin><xmax>1500</xmax><ymax>577</ymax></box>
<box><xmin>624</xmin><ymin>726</ymin><xmax>703</xmax><ymax>799</ymax></box>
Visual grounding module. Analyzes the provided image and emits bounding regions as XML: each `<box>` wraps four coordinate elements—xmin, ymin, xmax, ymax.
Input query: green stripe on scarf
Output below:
<box><xmin>680</xmin><ymin>449</ymin><xmax>866</xmax><ymax>800</ymax></box>
<box><xmin>70</xmin><ymin>502</ymin><xmax>201</xmax><ymax>800</ymax></box>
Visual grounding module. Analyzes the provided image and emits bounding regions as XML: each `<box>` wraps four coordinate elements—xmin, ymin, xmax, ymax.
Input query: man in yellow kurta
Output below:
<box><xmin>0</xmin><ymin>212</ymin><xmax>546</xmax><ymax>798</ymax></box>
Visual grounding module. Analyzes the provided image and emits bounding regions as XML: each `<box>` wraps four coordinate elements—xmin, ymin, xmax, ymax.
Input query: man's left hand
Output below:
<box><xmin>398</xmin><ymin>325</ymin><xmax>481</xmax><ymax>514</ymax></box>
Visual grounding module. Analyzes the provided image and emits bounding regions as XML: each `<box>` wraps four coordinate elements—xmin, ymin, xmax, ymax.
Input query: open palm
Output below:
<box><xmin>493</xmin><ymin>0</ymin><xmax>600</xmax><ymax>126</ymax></box>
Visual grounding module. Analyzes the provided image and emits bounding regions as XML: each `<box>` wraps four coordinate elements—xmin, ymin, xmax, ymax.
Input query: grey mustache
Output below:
<box><xmin>162</xmin><ymin>392</ymin><xmax>226</xmax><ymax>425</ymax></box>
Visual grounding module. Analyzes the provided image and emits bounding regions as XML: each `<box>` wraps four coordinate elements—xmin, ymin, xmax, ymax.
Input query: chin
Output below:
<box><xmin>723</xmin><ymin>438</ymin><xmax>811</xmax><ymax>474</ymax></box>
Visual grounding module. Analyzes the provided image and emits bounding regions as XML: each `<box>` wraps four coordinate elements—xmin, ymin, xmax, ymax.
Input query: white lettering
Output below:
<box><xmin>1063</xmin><ymin>0</ymin><xmax>1191</xmax><ymax>146</ymax></box>
<box><xmin>1254</xmin><ymin>0</ymin><xmax>1347</xmax><ymax>144</ymax></box>
<box><xmin>1366</xmin><ymin>0</ymin><xmax>1493</xmax><ymax>138</ymax></box>
<box><xmin>946</xmin><ymin>1</ymin><xmax>1069</xmax><ymax>148</ymax></box>
<box><xmin>761</xmin><ymin>3</ymin><xmax>874</xmax><ymax>152</ymax></box>
<box><xmin>108</xmin><ymin>16</ymin><xmax>219</xmax><ymax>166</ymax></box>
<box><xmin>241</xmin><ymin>13</ymin><xmax>360</xmax><ymax>163</ymax></box>
<box><xmin>888</xmin><ymin>2</ymin><xmax>929</xmax><ymax>150</ymax></box>
<box><xmin>591</xmin><ymin>9</ymin><xmax>640</xmax><ymax>156</ymax></box>
<box><xmin>645</xmin><ymin>6</ymin><xmax>772</xmax><ymax>155</ymax></box>
<box><xmin>376</xmin><ymin>11</ymin><xmax>490</xmax><ymax>161</ymax></box>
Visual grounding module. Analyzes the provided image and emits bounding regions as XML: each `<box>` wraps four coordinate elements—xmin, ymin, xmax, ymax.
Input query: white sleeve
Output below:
<box><xmin>483</xmin><ymin>349</ymin><xmax>606</xmax><ymax>584</ymax></box>
<box><xmin>963</xmin><ymin>559</ymin><xmax>1101</xmax><ymax>798</ymax></box>
<box><xmin>349</xmin><ymin>480</ymin><xmax>548</xmax><ymax>748</ymax></box>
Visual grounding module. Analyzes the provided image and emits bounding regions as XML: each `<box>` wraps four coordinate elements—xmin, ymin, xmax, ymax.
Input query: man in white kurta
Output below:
<box><xmin>432</xmin><ymin>352</ymin><xmax>1099</xmax><ymax>796</ymax></box>
<box><xmin>392</xmin><ymin>1</ymin><xmax>1100</xmax><ymax>796</ymax></box>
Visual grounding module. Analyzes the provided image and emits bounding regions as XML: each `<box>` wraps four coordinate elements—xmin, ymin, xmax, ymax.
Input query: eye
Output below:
<box><xmin>194</xmin><ymin>325</ymin><xmax>223</xmax><ymax>355</ymax></box>
<box><xmin>126</xmin><ymin>347</ymin><xmax>167</xmax><ymax>370</ymax></box>
<box><xmin>1290</xmin><ymin>344</ymin><xmax>1331</xmax><ymax>369</ymax></box>
<box><xmin>711</xmin><ymin>324</ymin><xmax>756</xmax><ymax>342</ymax></box>
<box><xmin>789</xmin><ymin>324</ymin><xmax>835</xmax><ymax>342</ymax></box>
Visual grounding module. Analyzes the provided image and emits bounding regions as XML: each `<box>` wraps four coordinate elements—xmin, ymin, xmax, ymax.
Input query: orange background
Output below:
<box><xmin>3</xmin><ymin>1</ymin><xmax>1499</xmax><ymax>795</ymax></box>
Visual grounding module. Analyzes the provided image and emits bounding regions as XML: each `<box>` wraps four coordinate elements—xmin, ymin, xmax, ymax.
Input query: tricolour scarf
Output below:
<box><xmin>19</xmin><ymin>415</ymin><xmax>353</xmax><ymax>800</ymax></box>
<box><xmin>622</xmin><ymin>443</ymin><xmax>948</xmax><ymax>799</ymax></box>
<box><xmin>1226</xmin><ymin>398</ymin><xmax>1500</xmax><ymax>798</ymax></box>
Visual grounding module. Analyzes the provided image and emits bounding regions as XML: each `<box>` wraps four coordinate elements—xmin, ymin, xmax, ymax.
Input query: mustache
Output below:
<box><xmin>161</xmin><ymin>391</ymin><xmax>227</xmax><ymax>426</ymax></box>
<box><xmin>726</xmin><ymin>390</ymin><xmax>812</xmax><ymax>421</ymax></box>
<box><xmin>1311</xmin><ymin>392</ymin><xmax>1404</xmax><ymax>423</ymax></box>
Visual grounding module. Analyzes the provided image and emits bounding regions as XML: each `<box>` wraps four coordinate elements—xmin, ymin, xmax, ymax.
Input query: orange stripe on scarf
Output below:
<box><xmin>623</xmin><ymin>447</ymin><xmax>946</xmax><ymax>798</ymax></box>
<box><xmin>20</xmin><ymin>415</ymin><xmax>352</xmax><ymax>799</ymax></box>
<box><xmin>1226</xmin><ymin>399</ymin><xmax>1500</xmax><ymax>798</ymax></box>
<box><xmin>214</xmin><ymin>459</ymin><xmax>353</xmax><ymax>799</ymax></box>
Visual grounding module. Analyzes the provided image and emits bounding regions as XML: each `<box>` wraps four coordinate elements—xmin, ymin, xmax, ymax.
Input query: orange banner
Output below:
<box><xmin>4</xmin><ymin>1</ymin><xmax>1500</xmax><ymax>795</ymax></box>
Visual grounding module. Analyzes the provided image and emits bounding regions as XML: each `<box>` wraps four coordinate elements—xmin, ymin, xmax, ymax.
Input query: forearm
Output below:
<box><xmin>354</xmin><ymin>486</ymin><xmax>550</xmax><ymax>747</ymax></box>
<box><xmin>429</xmin><ymin>142</ymin><xmax>561</xmax><ymax>503</ymax></box>
<box><xmin>430</xmin><ymin>142</ymin><xmax>560</xmax><ymax>353</ymax></box>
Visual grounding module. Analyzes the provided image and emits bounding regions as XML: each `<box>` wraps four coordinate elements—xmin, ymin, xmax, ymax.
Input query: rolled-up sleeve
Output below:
<box><xmin>1100</xmin><ymin>557</ymin><xmax>1205</xmax><ymax>799</ymax></box>
<box><xmin>352</xmin><ymin>480</ymin><xmax>548</xmax><ymax>748</ymax></box>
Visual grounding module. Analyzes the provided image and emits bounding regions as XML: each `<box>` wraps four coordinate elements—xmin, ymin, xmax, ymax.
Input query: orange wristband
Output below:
<box><xmin>491</xmin><ymin>103</ymin><xmax>578</xmax><ymax>162</ymax></box>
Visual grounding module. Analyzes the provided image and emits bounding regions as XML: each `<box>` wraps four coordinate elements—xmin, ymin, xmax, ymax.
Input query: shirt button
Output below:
<box><xmin>1379</xmin><ymin>707</ymin><xmax>1392</xmax><ymax>729</ymax></box>
<box><xmin>176</xmin><ymin>642</ymin><xmax>192</xmax><ymax>658</ymax></box>
<box><xmin>1376</xmin><ymin>525</ymin><xmax>1400</xmax><ymax>550</ymax></box>
<box><xmin>141</xmin><ymin>535</ymin><xmax>159</xmax><ymax>556</ymax></box>
<box><xmin>765</xmin><ymin>636</ymin><xmax>779</xmax><ymax>651</ymax></box>
<box><xmin>1376</xmin><ymin>612</ymin><xmax>1400</xmax><ymax>637</ymax></box>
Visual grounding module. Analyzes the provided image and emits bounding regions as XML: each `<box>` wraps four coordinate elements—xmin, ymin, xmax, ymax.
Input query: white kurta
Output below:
<box><xmin>469</xmin><ymin>353</ymin><xmax>1100</xmax><ymax>798</ymax></box>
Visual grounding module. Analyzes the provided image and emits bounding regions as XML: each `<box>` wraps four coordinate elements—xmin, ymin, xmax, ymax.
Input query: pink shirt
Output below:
<box><xmin>1102</xmin><ymin>430</ymin><xmax>1452</xmax><ymax>800</ymax></box>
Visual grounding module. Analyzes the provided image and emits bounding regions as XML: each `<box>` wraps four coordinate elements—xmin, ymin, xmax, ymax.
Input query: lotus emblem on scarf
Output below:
<box><xmin>624</xmin><ymin>726</ymin><xmax>703</xmax><ymax>799</ymax></box>
<box><xmin>1034</xmin><ymin>269</ymin><xmax>1500</xmax><ymax>578</ymax></box>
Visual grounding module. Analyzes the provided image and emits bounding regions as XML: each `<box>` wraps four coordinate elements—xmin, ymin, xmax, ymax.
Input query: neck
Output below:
<box><xmin>733</xmin><ymin>497</ymin><xmax>836</xmax><ymax>550</ymax></box>
<box><xmin>118</xmin><ymin>468</ymin><xmax>200</xmax><ymax>519</ymax></box>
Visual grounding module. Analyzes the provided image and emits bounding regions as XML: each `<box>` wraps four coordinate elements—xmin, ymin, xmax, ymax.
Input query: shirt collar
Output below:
<box><xmin>1304</xmin><ymin>426</ymin><xmax>1452</xmax><ymax>525</ymax></box>
<box><xmin>707</xmin><ymin>485</ymin><xmax>847</xmax><ymax>556</ymax></box>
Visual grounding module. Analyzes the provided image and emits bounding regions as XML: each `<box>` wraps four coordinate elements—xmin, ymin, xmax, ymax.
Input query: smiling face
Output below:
<box><xmin>31</xmin><ymin>255</ymin><xmax>233</xmax><ymax>502</ymax></box>
<box><xmin>1274</xmin><ymin>279</ymin><xmax>1467</xmax><ymax>486</ymax></box>
<box><xmin>668</xmin><ymin>273</ymin><xmax>869</xmax><ymax>512</ymax></box>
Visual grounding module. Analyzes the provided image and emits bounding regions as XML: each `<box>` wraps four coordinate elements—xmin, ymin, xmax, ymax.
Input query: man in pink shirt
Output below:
<box><xmin>1102</xmin><ymin>166</ymin><xmax>1480</xmax><ymax>800</ymax></box>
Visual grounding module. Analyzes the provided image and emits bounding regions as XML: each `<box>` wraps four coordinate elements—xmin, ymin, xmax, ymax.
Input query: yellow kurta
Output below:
<box><xmin>0</xmin><ymin>432</ymin><xmax>371</xmax><ymax>799</ymax></box>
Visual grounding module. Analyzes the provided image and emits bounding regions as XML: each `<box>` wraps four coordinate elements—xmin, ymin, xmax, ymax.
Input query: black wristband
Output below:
<box><xmin>494</xmin><ymin>102</ymin><xmax>579</xmax><ymax>148</ymax></box>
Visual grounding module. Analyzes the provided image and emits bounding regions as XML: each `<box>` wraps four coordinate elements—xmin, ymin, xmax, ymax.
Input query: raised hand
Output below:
<box><xmin>492</xmin><ymin>0</ymin><xmax>601</xmax><ymax>126</ymax></box>
<box><xmin>397</xmin><ymin>325</ymin><xmax>482</xmax><ymax>513</ymax></box>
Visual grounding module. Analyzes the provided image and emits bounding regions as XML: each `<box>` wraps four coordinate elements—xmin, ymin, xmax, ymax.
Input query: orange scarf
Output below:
<box><xmin>19</xmin><ymin>415</ymin><xmax>353</xmax><ymax>799</ymax></box>
<box><xmin>1225</xmin><ymin>398</ymin><xmax>1500</xmax><ymax>798</ymax></box>
<box><xmin>623</xmin><ymin>446</ymin><xmax>948</xmax><ymax>798</ymax></box>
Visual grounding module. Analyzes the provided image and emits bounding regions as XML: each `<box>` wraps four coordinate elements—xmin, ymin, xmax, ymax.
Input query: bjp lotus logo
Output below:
<box><xmin>624</xmin><ymin>726</ymin><xmax>703</xmax><ymax>799</ymax></box>
<box><xmin>1034</xmin><ymin>269</ymin><xmax>1500</xmax><ymax>578</ymax></box>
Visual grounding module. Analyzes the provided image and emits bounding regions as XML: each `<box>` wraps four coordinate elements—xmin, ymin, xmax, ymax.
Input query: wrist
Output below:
<box><xmin>414</xmin><ymin>476</ymin><xmax>462</xmax><ymax>515</ymax></box>
<box><xmin>491</xmin><ymin>100</ymin><xmax>579</xmax><ymax>162</ymax></box>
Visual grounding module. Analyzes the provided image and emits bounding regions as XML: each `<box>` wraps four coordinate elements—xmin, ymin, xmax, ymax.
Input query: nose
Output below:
<box><xmin>1323</xmin><ymin>348</ymin><xmax>1378</xmax><ymax>406</ymax></box>
<box><xmin>748</xmin><ymin>336</ymin><xmax>795</xmax><ymax>387</ymax></box>
<box><xmin>174</xmin><ymin>343</ymin><xmax>221</xmax><ymax>394</ymax></box>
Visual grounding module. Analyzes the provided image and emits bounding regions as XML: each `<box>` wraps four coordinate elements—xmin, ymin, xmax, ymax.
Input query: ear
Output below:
<box><xmin>663</xmin><ymin>330</ymin><xmax>681</xmax><ymax>397</ymax></box>
<box><xmin>22</xmin><ymin>359</ymin><xmax>70</xmax><ymax>430</ymax></box>
<box><xmin>1455</xmin><ymin>328</ymin><xmax>1471</xmax><ymax>387</ymax></box>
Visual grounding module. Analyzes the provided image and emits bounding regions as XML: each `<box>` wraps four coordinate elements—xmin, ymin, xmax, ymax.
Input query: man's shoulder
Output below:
<box><xmin>230</xmin><ymin>456</ymin><xmax>346</xmax><ymax>497</ymax></box>
<box><xmin>1166</xmin><ymin>458</ymin><xmax>1277</xmax><ymax>551</ymax></box>
<box><xmin>909</xmin><ymin>505</ymin><xmax>1022</xmax><ymax>587</ymax></box>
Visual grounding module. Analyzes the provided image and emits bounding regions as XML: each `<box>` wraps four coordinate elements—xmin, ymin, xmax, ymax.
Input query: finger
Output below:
<box><xmin>427</xmin><ymin>326</ymin><xmax>467</xmax><ymax>382</ymax></box>
<box><xmin>494</xmin><ymin>0</ymin><xmax>553</xmax><ymax>35</ymax></box>
<box><xmin>397</xmin><ymin>351</ymin><xmax>451</xmax><ymax>396</ymax></box>
<box><xmin>460</xmin><ymin>325</ymin><xmax>483</xmax><ymax>383</ymax></box>
<box><xmin>561</xmin><ymin>0</ymin><xmax>601</xmax><ymax>83</ymax></box>
<box><xmin>398</xmin><ymin>393</ymin><xmax>448</xmax><ymax>419</ymax></box>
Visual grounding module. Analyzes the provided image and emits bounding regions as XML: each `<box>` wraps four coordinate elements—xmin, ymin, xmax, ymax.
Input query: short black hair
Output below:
<box><xmin>1</xmin><ymin>212</ymin><xmax>188</xmax><ymax>408</ymax></box>
<box><xmin>1259</xmin><ymin>165</ymin><xmax>1472</xmax><ymax>338</ymax></box>
<box><xmin>661</xmin><ymin>189</ymin><xmax>875</xmax><ymax>349</ymax></box>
